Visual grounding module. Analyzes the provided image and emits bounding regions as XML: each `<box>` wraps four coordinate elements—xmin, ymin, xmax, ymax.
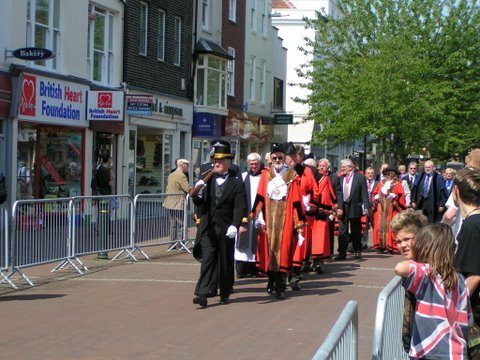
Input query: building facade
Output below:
<box><xmin>123</xmin><ymin>0</ymin><xmax>194</xmax><ymax>194</ymax></box>
<box><xmin>0</xmin><ymin>0</ymin><xmax>125</xmax><ymax>204</ymax></box>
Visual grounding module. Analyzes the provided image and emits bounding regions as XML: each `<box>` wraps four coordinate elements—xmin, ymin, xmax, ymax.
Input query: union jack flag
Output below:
<box><xmin>404</xmin><ymin>261</ymin><xmax>472</xmax><ymax>360</ymax></box>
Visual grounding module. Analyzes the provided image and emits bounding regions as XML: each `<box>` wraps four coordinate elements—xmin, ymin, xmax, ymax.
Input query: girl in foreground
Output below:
<box><xmin>394</xmin><ymin>223</ymin><xmax>472</xmax><ymax>359</ymax></box>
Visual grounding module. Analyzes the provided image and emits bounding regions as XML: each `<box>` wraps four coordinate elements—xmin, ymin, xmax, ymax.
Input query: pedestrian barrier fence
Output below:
<box><xmin>132</xmin><ymin>193</ymin><xmax>192</xmax><ymax>260</ymax></box>
<box><xmin>312</xmin><ymin>300</ymin><xmax>358</xmax><ymax>360</ymax></box>
<box><xmin>69</xmin><ymin>195</ymin><xmax>134</xmax><ymax>266</ymax></box>
<box><xmin>10</xmin><ymin>198</ymin><xmax>72</xmax><ymax>286</ymax></box>
<box><xmin>0</xmin><ymin>204</ymin><xmax>15</xmax><ymax>288</ymax></box>
<box><xmin>371</xmin><ymin>276</ymin><xmax>407</xmax><ymax>360</ymax></box>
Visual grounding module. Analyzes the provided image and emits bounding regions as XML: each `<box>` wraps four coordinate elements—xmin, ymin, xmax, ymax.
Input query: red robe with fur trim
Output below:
<box><xmin>252</xmin><ymin>167</ymin><xmax>306</xmax><ymax>273</ymax></box>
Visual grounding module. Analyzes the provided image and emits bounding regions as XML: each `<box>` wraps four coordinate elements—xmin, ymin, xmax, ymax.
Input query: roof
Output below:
<box><xmin>272</xmin><ymin>0</ymin><xmax>296</xmax><ymax>9</ymax></box>
<box><xmin>194</xmin><ymin>38</ymin><xmax>234</xmax><ymax>60</ymax></box>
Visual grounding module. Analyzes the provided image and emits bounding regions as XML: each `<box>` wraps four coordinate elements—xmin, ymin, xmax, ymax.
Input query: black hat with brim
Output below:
<box><xmin>211</xmin><ymin>140</ymin><xmax>234</xmax><ymax>159</ymax></box>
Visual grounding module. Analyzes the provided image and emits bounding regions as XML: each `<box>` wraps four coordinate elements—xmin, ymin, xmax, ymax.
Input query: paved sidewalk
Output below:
<box><xmin>0</xmin><ymin>248</ymin><xmax>400</xmax><ymax>359</ymax></box>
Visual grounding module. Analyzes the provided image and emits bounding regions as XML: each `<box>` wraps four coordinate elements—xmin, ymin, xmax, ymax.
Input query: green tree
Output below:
<box><xmin>297</xmin><ymin>0</ymin><xmax>480</xmax><ymax>164</ymax></box>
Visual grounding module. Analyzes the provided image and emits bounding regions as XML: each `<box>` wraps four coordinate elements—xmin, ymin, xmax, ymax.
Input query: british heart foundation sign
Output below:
<box><xmin>87</xmin><ymin>90</ymin><xmax>124</xmax><ymax>121</ymax></box>
<box><xmin>18</xmin><ymin>73</ymin><xmax>88</xmax><ymax>126</ymax></box>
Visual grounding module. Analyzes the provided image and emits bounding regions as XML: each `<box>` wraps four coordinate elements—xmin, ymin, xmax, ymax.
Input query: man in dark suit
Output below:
<box><xmin>335</xmin><ymin>159</ymin><xmax>369</xmax><ymax>260</ymax></box>
<box><xmin>411</xmin><ymin>160</ymin><xmax>447</xmax><ymax>223</ymax></box>
<box><xmin>191</xmin><ymin>140</ymin><xmax>246</xmax><ymax>308</ymax></box>
<box><xmin>402</xmin><ymin>161</ymin><xmax>419</xmax><ymax>193</ymax></box>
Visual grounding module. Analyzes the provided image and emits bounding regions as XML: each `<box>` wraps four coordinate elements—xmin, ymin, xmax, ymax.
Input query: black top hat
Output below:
<box><xmin>270</xmin><ymin>143</ymin><xmax>284</xmax><ymax>154</ymax></box>
<box><xmin>282</xmin><ymin>142</ymin><xmax>297</xmax><ymax>156</ymax></box>
<box><xmin>210</xmin><ymin>140</ymin><xmax>234</xmax><ymax>159</ymax></box>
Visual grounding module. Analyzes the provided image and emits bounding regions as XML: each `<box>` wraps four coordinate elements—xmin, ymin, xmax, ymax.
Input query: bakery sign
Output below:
<box><xmin>87</xmin><ymin>91</ymin><xmax>124</xmax><ymax>121</ymax></box>
<box><xmin>18</xmin><ymin>73</ymin><xmax>88</xmax><ymax>126</ymax></box>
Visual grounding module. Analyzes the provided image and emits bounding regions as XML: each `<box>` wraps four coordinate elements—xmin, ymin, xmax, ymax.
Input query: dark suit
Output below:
<box><xmin>192</xmin><ymin>171</ymin><xmax>245</xmax><ymax>299</ymax></box>
<box><xmin>337</xmin><ymin>172</ymin><xmax>369</xmax><ymax>257</ymax></box>
<box><xmin>402</xmin><ymin>173</ymin><xmax>418</xmax><ymax>193</ymax></box>
<box><xmin>329</xmin><ymin>172</ymin><xmax>341</xmax><ymax>255</ymax></box>
<box><xmin>411</xmin><ymin>172</ymin><xmax>447</xmax><ymax>223</ymax></box>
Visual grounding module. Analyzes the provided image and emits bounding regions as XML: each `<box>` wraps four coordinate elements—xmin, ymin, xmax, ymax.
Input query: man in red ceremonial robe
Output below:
<box><xmin>371</xmin><ymin>167</ymin><xmax>407</xmax><ymax>253</ymax></box>
<box><xmin>285</xmin><ymin>143</ymin><xmax>319</xmax><ymax>290</ymax></box>
<box><xmin>252</xmin><ymin>143</ymin><xmax>306</xmax><ymax>300</ymax></box>
<box><xmin>310</xmin><ymin>163</ymin><xmax>336</xmax><ymax>272</ymax></box>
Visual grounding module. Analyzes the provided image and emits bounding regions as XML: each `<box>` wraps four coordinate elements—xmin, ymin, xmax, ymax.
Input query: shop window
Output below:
<box><xmin>26</xmin><ymin>0</ymin><xmax>60</xmax><ymax>70</ymax></box>
<box><xmin>135</xmin><ymin>133</ymin><xmax>173</xmax><ymax>194</ymax></box>
<box><xmin>87</xmin><ymin>4</ymin><xmax>116</xmax><ymax>84</ymax></box>
<box><xmin>17</xmin><ymin>125</ymin><xmax>83</xmax><ymax>200</ymax></box>
<box><xmin>195</xmin><ymin>55</ymin><xmax>228</xmax><ymax>109</ymax></box>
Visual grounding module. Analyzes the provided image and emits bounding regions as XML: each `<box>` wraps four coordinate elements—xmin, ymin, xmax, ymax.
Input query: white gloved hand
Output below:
<box><xmin>302</xmin><ymin>195</ymin><xmax>310</xmax><ymax>211</ymax></box>
<box><xmin>374</xmin><ymin>194</ymin><xmax>380</xmax><ymax>201</ymax></box>
<box><xmin>254</xmin><ymin>219</ymin><xmax>265</xmax><ymax>229</ymax></box>
<box><xmin>298</xmin><ymin>232</ymin><xmax>305</xmax><ymax>246</ymax></box>
<box><xmin>195</xmin><ymin>179</ymin><xmax>206</xmax><ymax>188</ymax></box>
<box><xmin>226</xmin><ymin>225</ymin><xmax>238</xmax><ymax>239</ymax></box>
<box><xmin>387</xmin><ymin>193</ymin><xmax>396</xmax><ymax>200</ymax></box>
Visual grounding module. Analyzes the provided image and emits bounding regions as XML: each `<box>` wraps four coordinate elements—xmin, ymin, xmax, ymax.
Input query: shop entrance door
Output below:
<box><xmin>93</xmin><ymin>132</ymin><xmax>116</xmax><ymax>194</ymax></box>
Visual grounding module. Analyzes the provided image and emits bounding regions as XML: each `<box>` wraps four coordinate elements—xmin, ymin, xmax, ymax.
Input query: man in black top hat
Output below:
<box><xmin>191</xmin><ymin>140</ymin><xmax>246</xmax><ymax>308</ymax></box>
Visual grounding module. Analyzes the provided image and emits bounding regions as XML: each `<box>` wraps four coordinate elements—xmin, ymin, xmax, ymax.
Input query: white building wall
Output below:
<box><xmin>195</xmin><ymin>0</ymin><xmax>223</xmax><ymax>43</ymax></box>
<box><xmin>272</xmin><ymin>0</ymin><xmax>338</xmax><ymax>146</ymax></box>
<box><xmin>0</xmin><ymin>0</ymin><xmax>123</xmax><ymax>85</ymax></box>
<box><xmin>244</xmin><ymin>0</ymin><xmax>288</xmax><ymax>142</ymax></box>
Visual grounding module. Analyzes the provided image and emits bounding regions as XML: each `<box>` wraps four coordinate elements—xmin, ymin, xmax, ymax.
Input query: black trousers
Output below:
<box><xmin>267</xmin><ymin>271</ymin><xmax>286</xmax><ymax>293</ymax></box>
<box><xmin>195</xmin><ymin>224</ymin><xmax>235</xmax><ymax>299</ymax></box>
<box><xmin>338</xmin><ymin>214</ymin><xmax>362</xmax><ymax>257</ymax></box>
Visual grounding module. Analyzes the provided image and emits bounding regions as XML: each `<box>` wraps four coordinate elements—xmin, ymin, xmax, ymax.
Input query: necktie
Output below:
<box><xmin>217</xmin><ymin>173</ymin><xmax>228</xmax><ymax>179</ymax></box>
<box><xmin>423</xmin><ymin>174</ymin><xmax>431</xmax><ymax>198</ymax></box>
<box><xmin>344</xmin><ymin>172</ymin><xmax>353</xmax><ymax>200</ymax></box>
<box><xmin>367</xmin><ymin>180</ymin><xmax>373</xmax><ymax>199</ymax></box>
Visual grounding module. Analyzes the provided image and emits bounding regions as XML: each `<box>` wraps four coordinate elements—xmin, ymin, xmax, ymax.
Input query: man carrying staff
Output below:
<box><xmin>252</xmin><ymin>143</ymin><xmax>306</xmax><ymax>300</ymax></box>
<box><xmin>190</xmin><ymin>140</ymin><xmax>246</xmax><ymax>308</ymax></box>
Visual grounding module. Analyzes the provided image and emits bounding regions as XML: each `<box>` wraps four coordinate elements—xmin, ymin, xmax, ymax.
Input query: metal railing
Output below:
<box><xmin>371</xmin><ymin>276</ymin><xmax>408</xmax><ymax>360</ymax></box>
<box><xmin>10</xmin><ymin>198</ymin><xmax>72</xmax><ymax>286</ymax></box>
<box><xmin>67</xmin><ymin>195</ymin><xmax>134</xmax><ymax>267</ymax></box>
<box><xmin>0</xmin><ymin>204</ymin><xmax>15</xmax><ymax>288</ymax></box>
<box><xmin>132</xmin><ymin>193</ymin><xmax>192</xmax><ymax>259</ymax></box>
<box><xmin>312</xmin><ymin>300</ymin><xmax>358</xmax><ymax>360</ymax></box>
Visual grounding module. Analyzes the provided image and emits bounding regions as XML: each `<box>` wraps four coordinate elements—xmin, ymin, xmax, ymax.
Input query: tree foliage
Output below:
<box><xmin>297</xmin><ymin>0</ymin><xmax>480</xmax><ymax>163</ymax></box>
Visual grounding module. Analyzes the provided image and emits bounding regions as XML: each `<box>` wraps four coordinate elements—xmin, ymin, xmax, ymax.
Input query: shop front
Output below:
<box><xmin>87</xmin><ymin>90</ymin><xmax>125</xmax><ymax>195</ymax></box>
<box><xmin>0</xmin><ymin>72</ymin><xmax>11</xmax><ymax>180</ymax></box>
<box><xmin>225</xmin><ymin>111</ymin><xmax>270</xmax><ymax>171</ymax></box>
<box><xmin>126</xmin><ymin>92</ymin><xmax>192</xmax><ymax>195</ymax></box>
<box><xmin>191</xmin><ymin>112</ymin><xmax>223</xmax><ymax>177</ymax></box>
<box><xmin>11</xmin><ymin>70</ymin><xmax>89</xmax><ymax>201</ymax></box>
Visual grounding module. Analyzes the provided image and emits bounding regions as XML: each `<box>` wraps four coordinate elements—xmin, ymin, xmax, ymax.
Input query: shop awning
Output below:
<box><xmin>194</xmin><ymin>38</ymin><xmax>234</xmax><ymax>60</ymax></box>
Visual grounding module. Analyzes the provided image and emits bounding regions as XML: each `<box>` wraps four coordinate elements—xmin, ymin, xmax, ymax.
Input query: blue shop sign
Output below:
<box><xmin>193</xmin><ymin>113</ymin><xmax>221</xmax><ymax>137</ymax></box>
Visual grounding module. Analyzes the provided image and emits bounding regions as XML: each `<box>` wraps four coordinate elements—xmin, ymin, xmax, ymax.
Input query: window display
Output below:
<box><xmin>17</xmin><ymin>124</ymin><xmax>84</xmax><ymax>199</ymax></box>
<box><xmin>135</xmin><ymin>133</ymin><xmax>172</xmax><ymax>194</ymax></box>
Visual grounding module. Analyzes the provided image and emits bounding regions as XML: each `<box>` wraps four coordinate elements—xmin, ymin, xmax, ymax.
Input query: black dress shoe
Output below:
<box><xmin>267</xmin><ymin>286</ymin><xmax>274</xmax><ymax>295</ymax></box>
<box><xmin>290</xmin><ymin>282</ymin><xmax>301</xmax><ymax>291</ymax></box>
<box><xmin>276</xmin><ymin>292</ymin><xmax>286</xmax><ymax>300</ymax></box>
<box><xmin>334</xmin><ymin>255</ymin><xmax>346</xmax><ymax>261</ymax></box>
<box><xmin>193</xmin><ymin>295</ymin><xmax>207</xmax><ymax>308</ymax></box>
<box><xmin>220</xmin><ymin>297</ymin><xmax>229</xmax><ymax>305</ymax></box>
<box><xmin>355</xmin><ymin>252</ymin><xmax>362</xmax><ymax>260</ymax></box>
<box><xmin>315</xmin><ymin>266</ymin><xmax>324</xmax><ymax>274</ymax></box>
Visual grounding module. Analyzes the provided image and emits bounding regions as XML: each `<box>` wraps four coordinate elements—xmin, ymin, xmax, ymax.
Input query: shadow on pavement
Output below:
<box><xmin>0</xmin><ymin>294</ymin><xmax>66</xmax><ymax>301</ymax></box>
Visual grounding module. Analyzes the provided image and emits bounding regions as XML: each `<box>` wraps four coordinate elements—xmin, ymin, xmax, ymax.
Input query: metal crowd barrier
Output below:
<box><xmin>0</xmin><ymin>204</ymin><xmax>15</xmax><ymax>288</ymax></box>
<box><xmin>371</xmin><ymin>276</ymin><xmax>408</xmax><ymax>360</ymax></box>
<box><xmin>67</xmin><ymin>195</ymin><xmax>134</xmax><ymax>267</ymax></box>
<box><xmin>132</xmin><ymin>192</ymin><xmax>191</xmax><ymax>260</ymax></box>
<box><xmin>9</xmin><ymin>198</ymin><xmax>72</xmax><ymax>286</ymax></box>
<box><xmin>312</xmin><ymin>300</ymin><xmax>358</xmax><ymax>360</ymax></box>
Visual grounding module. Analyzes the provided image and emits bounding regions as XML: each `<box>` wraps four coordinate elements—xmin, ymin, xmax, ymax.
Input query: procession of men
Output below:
<box><xmin>186</xmin><ymin>139</ymin><xmax>468</xmax><ymax>308</ymax></box>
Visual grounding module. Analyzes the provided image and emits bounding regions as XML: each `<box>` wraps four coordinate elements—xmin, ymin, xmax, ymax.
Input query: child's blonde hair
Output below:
<box><xmin>412</xmin><ymin>223</ymin><xmax>457</xmax><ymax>291</ymax></box>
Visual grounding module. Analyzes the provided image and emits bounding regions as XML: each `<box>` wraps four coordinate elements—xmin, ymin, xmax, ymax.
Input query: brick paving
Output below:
<box><xmin>0</xmin><ymin>247</ymin><xmax>401</xmax><ymax>360</ymax></box>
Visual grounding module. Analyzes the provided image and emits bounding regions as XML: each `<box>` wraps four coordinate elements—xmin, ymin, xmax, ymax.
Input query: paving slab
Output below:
<box><xmin>0</xmin><ymin>247</ymin><xmax>401</xmax><ymax>360</ymax></box>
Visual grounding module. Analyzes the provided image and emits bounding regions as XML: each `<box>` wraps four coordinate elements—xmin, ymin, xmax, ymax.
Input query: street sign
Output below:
<box><xmin>273</xmin><ymin>113</ymin><xmax>293</xmax><ymax>125</ymax></box>
<box><xmin>12</xmin><ymin>47</ymin><xmax>54</xmax><ymax>61</ymax></box>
